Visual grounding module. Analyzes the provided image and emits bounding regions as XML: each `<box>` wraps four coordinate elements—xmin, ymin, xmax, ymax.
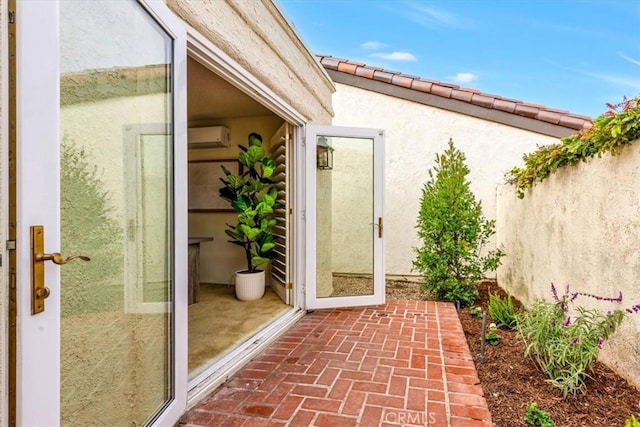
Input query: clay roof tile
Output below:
<box><xmin>451</xmin><ymin>89</ymin><xmax>474</xmax><ymax>102</ymax></box>
<box><xmin>431</xmin><ymin>84</ymin><xmax>453</xmax><ymax>98</ymax></box>
<box><xmin>392</xmin><ymin>74</ymin><xmax>414</xmax><ymax>89</ymax></box>
<box><xmin>373</xmin><ymin>70</ymin><xmax>395</xmax><ymax>84</ymax></box>
<box><xmin>316</xmin><ymin>55</ymin><xmax>594</xmax><ymax>131</ymax></box>
<box><xmin>411</xmin><ymin>79</ymin><xmax>433</xmax><ymax>93</ymax></box>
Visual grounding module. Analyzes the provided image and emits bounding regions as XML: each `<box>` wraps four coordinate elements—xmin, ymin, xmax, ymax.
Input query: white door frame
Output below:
<box><xmin>14</xmin><ymin>1</ymin><xmax>187</xmax><ymax>425</ymax></box>
<box><xmin>304</xmin><ymin>125</ymin><xmax>385</xmax><ymax>310</ymax></box>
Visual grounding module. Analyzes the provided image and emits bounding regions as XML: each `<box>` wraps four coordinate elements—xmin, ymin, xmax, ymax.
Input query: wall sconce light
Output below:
<box><xmin>316</xmin><ymin>136</ymin><xmax>334</xmax><ymax>170</ymax></box>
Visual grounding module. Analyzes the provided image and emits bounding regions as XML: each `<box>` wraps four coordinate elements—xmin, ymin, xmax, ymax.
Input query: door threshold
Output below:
<box><xmin>186</xmin><ymin>307</ymin><xmax>305</xmax><ymax>409</ymax></box>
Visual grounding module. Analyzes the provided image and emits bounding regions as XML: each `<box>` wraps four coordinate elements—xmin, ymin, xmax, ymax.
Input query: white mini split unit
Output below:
<box><xmin>187</xmin><ymin>126</ymin><xmax>231</xmax><ymax>149</ymax></box>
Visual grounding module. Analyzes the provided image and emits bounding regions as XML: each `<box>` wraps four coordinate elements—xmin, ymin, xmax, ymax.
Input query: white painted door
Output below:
<box><xmin>15</xmin><ymin>1</ymin><xmax>187</xmax><ymax>425</ymax></box>
<box><xmin>305</xmin><ymin>125</ymin><xmax>385</xmax><ymax>309</ymax></box>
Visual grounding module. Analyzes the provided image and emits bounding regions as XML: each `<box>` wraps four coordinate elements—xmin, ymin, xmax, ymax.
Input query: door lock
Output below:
<box><xmin>30</xmin><ymin>226</ymin><xmax>90</xmax><ymax>315</ymax></box>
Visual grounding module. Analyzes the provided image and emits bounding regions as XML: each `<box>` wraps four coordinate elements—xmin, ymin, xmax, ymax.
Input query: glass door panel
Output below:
<box><xmin>60</xmin><ymin>1</ymin><xmax>174</xmax><ymax>424</ymax></box>
<box><xmin>306</xmin><ymin>126</ymin><xmax>385</xmax><ymax>309</ymax></box>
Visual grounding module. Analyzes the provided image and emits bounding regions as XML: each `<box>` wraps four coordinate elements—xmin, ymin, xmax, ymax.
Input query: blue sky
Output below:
<box><xmin>277</xmin><ymin>0</ymin><xmax>640</xmax><ymax>118</ymax></box>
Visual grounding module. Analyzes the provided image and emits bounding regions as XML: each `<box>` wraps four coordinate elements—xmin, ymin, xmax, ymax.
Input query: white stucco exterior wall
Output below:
<box><xmin>496</xmin><ymin>140</ymin><xmax>640</xmax><ymax>389</ymax></box>
<box><xmin>331</xmin><ymin>83</ymin><xmax>560</xmax><ymax>277</ymax></box>
<box><xmin>166</xmin><ymin>0</ymin><xmax>334</xmax><ymax>126</ymax></box>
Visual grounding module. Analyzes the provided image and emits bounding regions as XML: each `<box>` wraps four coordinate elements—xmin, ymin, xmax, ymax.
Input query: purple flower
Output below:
<box><xmin>616</xmin><ymin>292</ymin><xmax>623</xmax><ymax>303</ymax></box>
<box><xmin>597</xmin><ymin>338</ymin><xmax>604</xmax><ymax>349</ymax></box>
<box><xmin>565</xmin><ymin>284</ymin><xmax>570</xmax><ymax>296</ymax></box>
<box><xmin>551</xmin><ymin>283</ymin><xmax>559</xmax><ymax>302</ymax></box>
<box><xmin>560</xmin><ymin>302</ymin><xmax>568</xmax><ymax>312</ymax></box>
<box><xmin>625</xmin><ymin>304</ymin><xmax>640</xmax><ymax>314</ymax></box>
<box><xmin>570</xmin><ymin>337</ymin><xmax>580</xmax><ymax>346</ymax></box>
<box><xmin>570</xmin><ymin>293</ymin><xmax>578</xmax><ymax>302</ymax></box>
<box><xmin>562</xmin><ymin>317</ymin><xmax>571</xmax><ymax>328</ymax></box>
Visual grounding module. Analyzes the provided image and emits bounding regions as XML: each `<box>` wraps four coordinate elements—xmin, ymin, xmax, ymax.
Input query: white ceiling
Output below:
<box><xmin>187</xmin><ymin>57</ymin><xmax>273</xmax><ymax>122</ymax></box>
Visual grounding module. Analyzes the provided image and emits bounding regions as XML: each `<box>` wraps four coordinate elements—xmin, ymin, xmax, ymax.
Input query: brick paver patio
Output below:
<box><xmin>179</xmin><ymin>300</ymin><xmax>492</xmax><ymax>426</ymax></box>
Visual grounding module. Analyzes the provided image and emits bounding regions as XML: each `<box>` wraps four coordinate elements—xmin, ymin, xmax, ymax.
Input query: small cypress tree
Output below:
<box><xmin>413</xmin><ymin>139</ymin><xmax>504</xmax><ymax>306</ymax></box>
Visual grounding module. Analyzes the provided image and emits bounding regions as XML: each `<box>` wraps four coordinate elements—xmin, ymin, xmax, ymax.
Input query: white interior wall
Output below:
<box><xmin>330</xmin><ymin>83</ymin><xmax>559</xmax><ymax>277</ymax></box>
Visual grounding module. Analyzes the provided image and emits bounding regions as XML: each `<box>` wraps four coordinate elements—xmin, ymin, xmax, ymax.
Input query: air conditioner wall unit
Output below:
<box><xmin>188</xmin><ymin>126</ymin><xmax>230</xmax><ymax>149</ymax></box>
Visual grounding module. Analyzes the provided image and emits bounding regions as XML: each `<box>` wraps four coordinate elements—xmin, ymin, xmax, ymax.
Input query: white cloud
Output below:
<box><xmin>401</xmin><ymin>2</ymin><xmax>475</xmax><ymax>29</ymax></box>
<box><xmin>618</xmin><ymin>52</ymin><xmax>640</xmax><ymax>67</ymax></box>
<box><xmin>451</xmin><ymin>72</ymin><xmax>478</xmax><ymax>84</ymax></box>
<box><xmin>360</xmin><ymin>41</ymin><xmax>386</xmax><ymax>50</ymax></box>
<box><xmin>370</xmin><ymin>51</ymin><xmax>417</xmax><ymax>61</ymax></box>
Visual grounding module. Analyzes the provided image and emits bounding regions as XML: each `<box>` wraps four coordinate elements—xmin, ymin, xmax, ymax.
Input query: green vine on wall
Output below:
<box><xmin>505</xmin><ymin>95</ymin><xmax>640</xmax><ymax>198</ymax></box>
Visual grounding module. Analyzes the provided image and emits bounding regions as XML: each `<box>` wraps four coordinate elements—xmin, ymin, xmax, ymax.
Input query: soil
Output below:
<box><xmin>382</xmin><ymin>279</ymin><xmax>640</xmax><ymax>426</ymax></box>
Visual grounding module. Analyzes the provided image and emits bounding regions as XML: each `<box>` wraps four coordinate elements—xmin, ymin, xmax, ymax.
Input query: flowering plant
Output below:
<box><xmin>506</xmin><ymin>95</ymin><xmax>640</xmax><ymax>198</ymax></box>
<box><xmin>516</xmin><ymin>284</ymin><xmax>626</xmax><ymax>397</ymax></box>
<box><xmin>483</xmin><ymin>322</ymin><xmax>501</xmax><ymax>346</ymax></box>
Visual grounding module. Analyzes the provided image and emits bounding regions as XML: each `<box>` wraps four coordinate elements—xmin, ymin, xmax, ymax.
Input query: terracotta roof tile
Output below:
<box><xmin>355</xmin><ymin>66</ymin><xmax>375</xmax><ymax>79</ymax></box>
<box><xmin>470</xmin><ymin>94</ymin><xmax>494</xmax><ymax>108</ymax></box>
<box><xmin>431</xmin><ymin>84</ymin><xmax>453</xmax><ymax>98</ymax></box>
<box><xmin>336</xmin><ymin>62</ymin><xmax>359</xmax><ymax>74</ymax></box>
<box><xmin>514</xmin><ymin>104</ymin><xmax>543</xmax><ymax>119</ymax></box>
<box><xmin>493</xmin><ymin>99</ymin><xmax>517</xmax><ymax>113</ymax></box>
<box><xmin>316</xmin><ymin>55</ymin><xmax>593</xmax><ymax>131</ymax></box>
<box><xmin>373</xmin><ymin>70</ymin><xmax>395</xmax><ymax>84</ymax></box>
<box><xmin>392</xmin><ymin>74</ymin><xmax>414</xmax><ymax>89</ymax></box>
<box><xmin>537</xmin><ymin>110</ymin><xmax>562</xmax><ymax>125</ymax></box>
<box><xmin>451</xmin><ymin>89</ymin><xmax>474</xmax><ymax>102</ymax></box>
<box><xmin>411</xmin><ymin>79</ymin><xmax>433</xmax><ymax>93</ymax></box>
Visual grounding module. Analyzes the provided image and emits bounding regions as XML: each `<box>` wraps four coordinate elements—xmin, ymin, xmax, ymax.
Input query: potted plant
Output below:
<box><xmin>219</xmin><ymin>132</ymin><xmax>278</xmax><ymax>301</ymax></box>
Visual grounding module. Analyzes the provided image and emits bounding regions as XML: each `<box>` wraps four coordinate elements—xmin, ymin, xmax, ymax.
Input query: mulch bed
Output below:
<box><xmin>459</xmin><ymin>280</ymin><xmax>640</xmax><ymax>427</ymax></box>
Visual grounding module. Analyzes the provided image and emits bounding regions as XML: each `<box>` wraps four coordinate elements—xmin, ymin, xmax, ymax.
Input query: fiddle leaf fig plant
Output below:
<box><xmin>219</xmin><ymin>132</ymin><xmax>278</xmax><ymax>273</ymax></box>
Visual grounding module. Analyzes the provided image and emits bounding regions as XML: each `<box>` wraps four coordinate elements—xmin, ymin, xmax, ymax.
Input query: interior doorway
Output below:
<box><xmin>185</xmin><ymin>57</ymin><xmax>294</xmax><ymax>381</ymax></box>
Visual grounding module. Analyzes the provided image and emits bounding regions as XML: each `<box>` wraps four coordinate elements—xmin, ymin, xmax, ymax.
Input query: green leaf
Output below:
<box><xmin>261</xmin><ymin>158</ymin><xmax>276</xmax><ymax>178</ymax></box>
<box><xmin>251</xmin><ymin>256</ymin><xmax>269</xmax><ymax>267</ymax></box>
<box><xmin>232</xmin><ymin>196</ymin><xmax>251</xmax><ymax>212</ymax></box>
<box><xmin>260</xmin><ymin>242</ymin><xmax>275</xmax><ymax>253</ymax></box>
<box><xmin>239</xmin><ymin>224</ymin><xmax>261</xmax><ymax>241</ymax></box>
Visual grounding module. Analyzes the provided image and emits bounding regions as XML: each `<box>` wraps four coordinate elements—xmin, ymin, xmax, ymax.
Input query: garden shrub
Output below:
<box><xmin>506</xmin><ymin>95</ymin><xmax>640</xmax><ymax>198</ymax></box>
<box><xmin>524</xmin><ymin>402</ymin><xmax>554</xmax><ymax>427</ymax></box>
<box><xmin>516</xmin><ymin>284</ymin><xmax>625</xmax><ymax>398</ymax></box>
<box><xmin>413</xmin><ymin>139</ymin><xmax>504</xmax><ymax>306</ymax></box>
<box><xmin>488</xmin><ymin>291</ymin><xmax>521</xmax><ymax>329</ymax></box>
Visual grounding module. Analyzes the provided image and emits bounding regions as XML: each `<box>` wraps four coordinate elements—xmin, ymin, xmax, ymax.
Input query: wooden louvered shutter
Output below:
<box><xmin>269</xmin><ymin>124</ymin><xmax>292</xmax><ymax>304</ymax></box>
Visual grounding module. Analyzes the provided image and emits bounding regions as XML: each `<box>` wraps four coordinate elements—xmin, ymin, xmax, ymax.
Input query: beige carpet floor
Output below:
<box><xmin>188</xmin><ymin>283</ymin><xmax>290</xmax><ymax>380</ymax></box>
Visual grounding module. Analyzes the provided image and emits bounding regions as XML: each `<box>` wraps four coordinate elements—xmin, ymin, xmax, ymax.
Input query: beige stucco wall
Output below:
<box><xmin>331</xmin><ymin>83</ymin><xmax>559</xmax><ymax>276</ymax></box>
<box><xmin>496</xmin><ymin>140</ymin><xmax>640</xmax><ymax>389</ymax></box>
<box><xmin>331</xmin><ymin>137</ymin><xmax>373</xmax><ymax>275</ymax></box>
<box><xmin>316</xmin><ymin>171</ymin><xmax>333</xmax><ymax>297</ymax></box>
<box><xmin>166</xmin><ymin>0</ymin><xmax>334</xmax><ymax>126</ymax></box>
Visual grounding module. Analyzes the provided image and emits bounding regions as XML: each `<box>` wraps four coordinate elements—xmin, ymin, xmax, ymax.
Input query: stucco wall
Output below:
<box><xmin>497</xmin><ymin>140</ymin><xmax>640</xmax><ymax>389</ymax></box>
<box><xmin>330</xmin><ymin>83</ymin><xmax>558</xmax><ymax>276</ymax></box>
<box><xmin>166</xmin><ymin>0</ymin><xmax>334</xmax><ymax>126</ymax></box>
<box><xmin>331</xmin><ymin>137</ymin><xmax>374</xmax><ymax>275</ymax></box>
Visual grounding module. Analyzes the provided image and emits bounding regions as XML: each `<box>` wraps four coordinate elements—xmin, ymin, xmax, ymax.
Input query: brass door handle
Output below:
<box><xmin>30</xmin><ymin>225</ymin><xmax>91</xmax><ymax>315</ymax></box>
<box><xmin>36</xmin><ymin>252</ymin><xmax>91</xmax><ymax>265</ymax></box>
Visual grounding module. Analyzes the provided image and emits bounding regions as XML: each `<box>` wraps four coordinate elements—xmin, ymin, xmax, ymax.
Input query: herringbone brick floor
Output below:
<box><xmin>179</xmin><ymin>300</ymin><xmax>492</xmax><ymax>426</ymax></box>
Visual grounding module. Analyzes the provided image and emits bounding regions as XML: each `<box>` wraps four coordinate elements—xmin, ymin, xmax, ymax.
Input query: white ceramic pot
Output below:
<box><xmin>235</xmin><ymin>269</ymin><xmax>266</xmax><ymax>301</ymax></box>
